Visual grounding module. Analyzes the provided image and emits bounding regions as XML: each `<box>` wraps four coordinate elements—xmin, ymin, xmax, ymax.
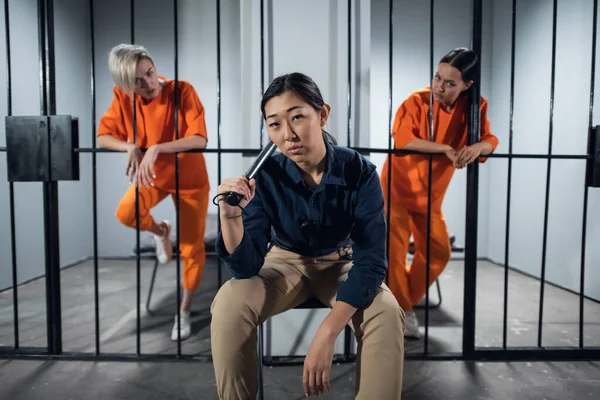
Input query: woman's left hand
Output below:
<box><xmin>454</xmin><ymin>143</ymin><xmax>483</xmax><ymax>169</ymax></box>
<box><xmin>303</xmin><ymin>327</ymin><xmax>335</xmax><ymax>397</ymax></box>
<box><xmin>137</xmin><ymin>145</ymin><xmax>160</xmax><ymax>188</ymax></box>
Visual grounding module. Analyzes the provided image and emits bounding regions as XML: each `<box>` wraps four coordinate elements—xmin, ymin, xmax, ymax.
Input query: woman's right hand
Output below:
<box><xmin>443</xmin><ymin>146</ymin><xmax>458</xmax><ymax>166</ymax></box>
<box><xmin>217</xmin><ymin>176</ymin><xmax>256</xmax><ymax>216</ymax></box>
<box><xmin>126</xmin><ymin>145</ymin><xmax>143</xmax><ymax>184</ymax></box>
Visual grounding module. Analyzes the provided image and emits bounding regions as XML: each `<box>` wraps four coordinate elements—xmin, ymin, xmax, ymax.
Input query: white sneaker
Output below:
<box><xmin>171</xmin><ymin>311</ymin><xmax>191</xmax><ymax>341</ymax></box>
<box><xmin>153</xmin><ymin>220</ymin><xmax>172</xmax><ymax>264</ymax></box>
<box><xmin>404</xmin><ymin>311</ymin><xmax>420</xmax><ymax>339</ymax></box>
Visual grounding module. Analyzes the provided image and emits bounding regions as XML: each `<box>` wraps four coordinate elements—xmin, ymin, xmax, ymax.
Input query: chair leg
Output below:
<box><xmin>415</xmin><ymin>279</ymin><xmax>443</xmax><ymax>309</ymax></box>
<box><xmin>145</xmin><ymin>258</ymin><xmax>159</xmax><ymax>316</ymax></box>
<box><xmin>258</xmin><ymin>323</ymin><xmax>265</xmax><ymax>400</ymax></box>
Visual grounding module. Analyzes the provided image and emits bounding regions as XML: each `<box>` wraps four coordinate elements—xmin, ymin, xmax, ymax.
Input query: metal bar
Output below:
<box><xmin>384</xmin><ymin>0</ymin><xmax>393</xmax><ymax>289</ymax></box>
<box><xmin>69</xmin><ymin>147</ymin><xmax>592</xmax><ymax>159</ymax></box>
<box><xmin>424</xmin><ymin>0</ymin><xmax>435</xmax><ymax>356</ymax></box>
<box><xmin>4</xmin><ymin>0</ymin><xmax>19</xmax><ymax>350</ymax></box>
<box><xmin>88</xmin><ymin>0</ymin><xmax>100</xmax><ymax>355</ymax></box>
<box><xmin>38</xmin><ymin>0</ymin><xmax>62</xmax><ymax>356</ymax></box>
<box><xmin>173</xmin><ymin>0</ymin><xmax>182</xmax><ymax>355</ymax></box>
<box><xmin>503</xmin><ymin>0</ymin><xmax>517</xmax><ymax>351</ymax></box>
<box><xmin>473</xmin><ymin>348</ymin><xmax>600</xmax><ymax>362</ymax></box>
<box><xmin>2</xmin><ymin>346</ymin><xmax>599</xmax><ymax>363</ymax></box>
<box><xmin>216</xmin><ymin>0</ymin><xmax>222</xmax><ymax>288</ymax></box>
<box><xmin>0</xmin><ymin>350</ymin><xmax>213</xmax><ymax>363</ymax></box>
<box><xmin>130</xmin><ymin>0</ymin><xmax>141</xmax><ymax>357</ymax></box>
<box><xmin>347</xmin><ymin>0</ymin><xmax>352</xmax><ymax>147</ymax></box>
<box><xmin>260</xmin><ymin>0</ymin><xmax>265</xmax><ymax>147</ymax></box>
<box><xmin>581</xmin><ymin>0</ymin><xmax>598</xmax><ymax>349</ymax></box>
<box><xmin>462</xmin><ymin>0</ymin><xmax>483</xmax><ymax>359</ymax></box>
<box><xmin>538</xmin><ymin>0</ymin><xmax>558</xmax><ymax>348</ymax></box>
<box><xmin>343</xmin><ymin>0</ymin><xmax>353</xmax><ymax>360</ymax></box>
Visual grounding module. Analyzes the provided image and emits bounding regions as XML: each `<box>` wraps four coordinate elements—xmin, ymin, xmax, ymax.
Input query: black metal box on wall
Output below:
<box><xmin>587</xmin><ymin>125</ymin><xmax>600</xmax><ymax>188</ymax></box>
<box><xmin>5</xmin><ymin>115</ymin><xmax>79</xmax><ymax>182</ymax></box>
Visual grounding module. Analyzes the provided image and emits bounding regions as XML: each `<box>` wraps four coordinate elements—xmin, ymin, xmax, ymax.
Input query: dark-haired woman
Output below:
<box><xmin>210</xmin><ymin>72</ymin><xmax>405</xmax><ymax>399</ymax></box>
<box><xmin>381</xmin><ymin>47</ymin><xmax>499</xmax><ymax>339</ymax></box>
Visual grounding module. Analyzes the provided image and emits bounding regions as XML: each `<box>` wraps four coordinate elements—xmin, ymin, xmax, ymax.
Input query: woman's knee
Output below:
<box><xmin>370</xmin><ymin>289</ymin><xmax>406</xmax><ymax>332</ymax></box>
<box><xmin>115</xmin><ymin>198</ymin><xmax>136</xmax><ymax>227</ymax></box>
<box><xmin>210</xmin><ymin>279</ymin><xmax>259</xmax><ymax>328</ymax></box>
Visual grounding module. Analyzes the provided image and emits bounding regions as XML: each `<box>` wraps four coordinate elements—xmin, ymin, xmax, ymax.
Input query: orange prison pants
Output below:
<box><xmin>386</xmin><ymin>204</ymin><xmax>451</xmax><ymax>312</ymax></box>
<box><xmin>115</xmin><ymin>185</ymin><xmax>209</xmax><ymax>291</ymax></box>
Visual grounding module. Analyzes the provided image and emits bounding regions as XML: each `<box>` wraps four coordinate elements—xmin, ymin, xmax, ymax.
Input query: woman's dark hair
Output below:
<box><xmin>439</xmin><ymin>47</ymin><xmax>478</xmax><ymax>84</ymax></box>
<box><xmin>261</xmin><ymin>72</ymin><xmax>337</xmax><ymax>145</ymax></box>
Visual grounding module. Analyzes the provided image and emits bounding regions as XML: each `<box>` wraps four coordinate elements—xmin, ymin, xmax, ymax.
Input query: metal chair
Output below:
<box><xmin>257</xmin><ymin>298</ymin><xmax>354</xmax><ymax>400</ymax></box>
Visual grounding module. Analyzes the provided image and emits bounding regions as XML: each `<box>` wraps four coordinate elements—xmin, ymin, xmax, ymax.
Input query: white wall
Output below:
<box><xmin>486</xmin><ymin>0</ymin><xmax>600</xmax><ymax>301</ymax></box>
<box><xmin>0</xmin><ymin>0</ymin><xmax>92</xmax><ymax>291</ymax></box>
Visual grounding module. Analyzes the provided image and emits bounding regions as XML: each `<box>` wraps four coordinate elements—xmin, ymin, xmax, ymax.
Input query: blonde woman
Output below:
<box><xmin>97</xmin><ymin>44</ymin><xmax>210</xmax><ymax>341</ymax></box>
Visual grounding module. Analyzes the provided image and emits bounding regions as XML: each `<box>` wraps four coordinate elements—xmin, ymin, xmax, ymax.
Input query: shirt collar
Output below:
<box><xmin>285</xmin><ymin>139</ymin><xmax>346</xmax><ymax>186</ymax></box>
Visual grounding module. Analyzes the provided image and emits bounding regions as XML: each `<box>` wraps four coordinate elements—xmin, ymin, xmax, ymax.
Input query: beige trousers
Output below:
<box><xmin>210</xmin><ymin>246</ymin><xmax>406</xmax><ymax>400</ymax></box>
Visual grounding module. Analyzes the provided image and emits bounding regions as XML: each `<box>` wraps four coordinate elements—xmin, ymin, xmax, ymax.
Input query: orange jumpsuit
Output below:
<box><xmin>98</xmin><ymin>78</ymin><xmax>210</xmax><ymax>291</ymax></box>
<box><xmin>380</xmin><ymin>87</ymin><xmax>498</xmax><ymax>311</ymax></box>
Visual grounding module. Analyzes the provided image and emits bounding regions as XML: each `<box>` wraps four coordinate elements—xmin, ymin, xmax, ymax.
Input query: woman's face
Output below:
<box><xmin>431</xmin><ymin>62</ymin><xmax>472</xmax><ymax>107</ymax></box>
<box><xmin>133</xmin><ymin>58</ymin><xmax>160</xmax><ymax>100</ymax></box>
<box><xmin>264</xmin><ymin>90</ymin><xmax>330</xmax><ymax>164</ymax></box>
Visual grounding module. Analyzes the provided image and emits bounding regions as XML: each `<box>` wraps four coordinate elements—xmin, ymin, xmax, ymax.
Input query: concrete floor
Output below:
<box><xmin>1</xmin><ymin>358</ymin><xmax>599</xmax><ymax>399</ymax></box>
<box><xmin>1</xmin><ymin>257</ymin><xmax>600</xmax><ymax>398</ymax></box>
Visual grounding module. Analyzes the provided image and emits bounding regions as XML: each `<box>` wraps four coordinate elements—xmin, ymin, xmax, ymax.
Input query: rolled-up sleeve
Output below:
<box><xmin>336</xmin><ymin>167</ymin><xmax>388</xmax><ymax>309</ymax></box>
<box><xmin>215</xmin><ymin>190</ymin><xmax>272</xmax><ymax>279</ymax></box>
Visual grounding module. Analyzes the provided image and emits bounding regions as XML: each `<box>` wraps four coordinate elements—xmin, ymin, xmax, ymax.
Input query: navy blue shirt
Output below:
<box><xmin>215</xmin><ymin>142</ymin><xmax>388</xmax><ymax>309</ymax></box>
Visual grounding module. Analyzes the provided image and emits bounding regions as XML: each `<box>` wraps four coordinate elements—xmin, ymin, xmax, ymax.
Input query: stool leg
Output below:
<box><xmin>434</xmin><ymin>279</ymin><xmax>442</xmax><ymax>308</ymax></box>
<box><xmin>145</xmin><ymin>259</ymin><xmax>159</xmax><ymax>315</ymax></box>
<box><xmin>258</xmin><ymin>323</ymin><xmax>265</xmax><ymax>400</ymax></box>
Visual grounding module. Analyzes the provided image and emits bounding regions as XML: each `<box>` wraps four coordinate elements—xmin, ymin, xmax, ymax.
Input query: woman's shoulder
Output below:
<box><xmin>331</xmin><ymin>146</ymin><xmax>377</xmax><ymax>187</ymax></box>
<box><xmin>161</xmin><ymin>78</ymin><xmax>195</xmax><ymax>92</ymax></box>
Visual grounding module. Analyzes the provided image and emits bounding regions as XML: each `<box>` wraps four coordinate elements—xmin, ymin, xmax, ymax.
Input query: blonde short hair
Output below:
<box><xmin>108</xmin><ymin>44</ymin><xmax>155</xmax><ymax>92</ymax></box>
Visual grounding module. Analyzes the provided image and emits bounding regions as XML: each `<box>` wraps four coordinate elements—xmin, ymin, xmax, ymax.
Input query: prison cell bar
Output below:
<box><xmin>424</xmin><ymin>0</ymin><xmax>436</xmax><ymax>357</ymax></box>
<box><xmin>347</xmin><ymin>0</ymin><xmax>352</xmax><ymax>148</ymax></box>
<box><xmin>260</xmin><ymin>0</ymin><xmax>265</xmax><ymax>147</ymax></box>
<box><xmin>38</xmin><ymin>0</ymin><xmax>63</xmax><ymax>355</ymax></box>
<box><xmin>537</xmin><ymin>0</ymin><xmax>559</xmax><ymax>349</ymax></box>
<box><xmin>4</xmin><ymin>0</ymin><xmax>19</xmax><ymax>351</ymax></box>
<box><xmin>88</xmin><ymin>0</ymin><xmax>100</xmax><ymax>356</ymax></box>
<box><xmin>462</xmin><ymin>0</ymin><xmax>483</xmax><ymax>359</ymax></box>
<box><xmin>216</xmin><ymin>0</ymin><xmax>223</xmax><ymax>288</ymax></box>
<box><xmin>343</xmin><ymin>0</ymin><xmax>354</xmax><ymax>360</ymax></box>
<box><xmin>383</xmin><ymin>0</ymin><xmax>393</xmax><ymax>292</ymax></box>
<box><xmin>173</xmin><ymin>0</ymin><xmax>183</xmax><ymax>354</ymax></box>
<box><xmin>128</xmin><ymin>0</ymin><xmax>143</xmax><ymax>357</ymax></box>
<box><xmin>503</xmin><ymin>0</ymin><xmax>517</xmax><ymax>351</ymax></box>
<box><xmin>580</xmin><ymin>0</ymin><xmax>598</xmax><ymax>349</ymax></box>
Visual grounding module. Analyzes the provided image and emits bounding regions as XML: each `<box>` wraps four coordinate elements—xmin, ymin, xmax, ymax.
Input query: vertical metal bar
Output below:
<box><xmin>384</xmin><ymin>0</ymin><xmax>393</xmax><ymax>288</ymax></box>
<box><xmin>216</xmin><ymin>0</ymin><xmax>222</xmax><ymax>288</ymax></box>
<box><xmin>38</xmin><ymin>0</ymin><xmax>62</xmax><ymax>355</ymax></box>
<box><xmin>344</xmin><ymin>0</ymin><xmax>351</xmax><ymax>358</ymax></box>
<box><xmin>88</xmin><ymin>0</ymin><xmax>100</xmax><ymax>355</ymax></box>
<box><xmin>4</xmin><ymin>0</ymin><xmax>19</xmax><ymax>350</ymax></box>
<box><xmin>172</xmin><ymin>0</ymin><xmax>183</xmax><ymax>340</ymax></box>
<box><xmin>463</xmin><ymin>0</ymin><xmax>482</xmax><ymax>359</ymax></box>
<box><xmin>424</xmin><ymin>0</ymin><xmax>435</xmax><ymax>356</ymax></box>
<box><xmin>260</xmin><ymin>0</ymin><xmax>265</xmax><ymax>147</ymax></box>
<box><xmin>173</xmin><ymin>0</ymin><xmax>182</xmax><ymax>355</ymax></box>
<box><xmin>580</xmin><ymin>0</ymin><xmax>597</xmax><ymax>349</ymax></box>
<box><xmin>130</xmin><ymin>0</ymin><xmax>141</xmax><ymax>356</ymax></box>
<box><xmin>538</xmin><ymin>0</ymin><xmax>558</xmax><ymax>348</ymax></box>
<box><xmin>346</xmin><ymin>0</ymin><xmax>352</xmax><ymax>147</ymax></box>
<box><xmin>503</xmin><ymin>0</ymin><xmax>517</xmax><ymax>350</ymax></box>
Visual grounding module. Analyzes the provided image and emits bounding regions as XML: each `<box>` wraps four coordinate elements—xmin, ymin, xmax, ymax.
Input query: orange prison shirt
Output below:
<box><xmin>381</xmin><ymin>87</ymin><xmax>499</xmax><ymax>212</ymax></box>
<box><xmin>97</xmin><ymin>78</ymin><xmax>209</xmax><ymax>196</ymax></box>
